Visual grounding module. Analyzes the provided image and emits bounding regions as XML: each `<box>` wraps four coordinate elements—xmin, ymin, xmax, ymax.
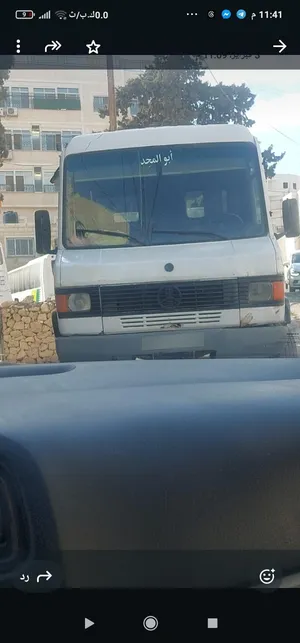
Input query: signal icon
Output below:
<box><xmin>55</xmin><ymin>10</ymin><xmax>67</xmax><ymax>19</ymax></box>
<box><xmin>39</xmin><ymin>10</ymin><xmax>51</xmax><ymax>19</ymax></box>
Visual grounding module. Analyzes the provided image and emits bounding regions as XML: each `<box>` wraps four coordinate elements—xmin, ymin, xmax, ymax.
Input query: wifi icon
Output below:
<box><xmin>55</xmin><ymin>10</ymin><xmax>67</xmax><ymax>19</ymax></box>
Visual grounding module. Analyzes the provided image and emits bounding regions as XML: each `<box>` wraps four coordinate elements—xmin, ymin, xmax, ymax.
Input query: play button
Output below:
<box><xmin>85</xmin><ymin>618</ymin><xmax>94</xmax><ymax>629</ymax></box>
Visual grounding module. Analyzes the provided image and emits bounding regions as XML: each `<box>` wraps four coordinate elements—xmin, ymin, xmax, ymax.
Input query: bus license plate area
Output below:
<box><xmin>135</xmin><ymin>351</ymin><xmax>216</xmax><ymax>360</ymax></box>
<box><xmin>141</xmin><ymin>332</ymin><xmax>205</xmax><ymax>351</ymax></box>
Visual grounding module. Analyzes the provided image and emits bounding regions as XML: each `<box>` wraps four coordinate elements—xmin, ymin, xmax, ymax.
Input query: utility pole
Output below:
<box><xmin>106</xmin><ymin>55</ymin><xmax>117</xmax><ymax>131</ymax></box>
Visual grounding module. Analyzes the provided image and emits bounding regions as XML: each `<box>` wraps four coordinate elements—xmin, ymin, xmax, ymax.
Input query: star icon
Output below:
<box><xmin>86</xmin><ymin>40</ymin><xmax>101</xmax><ymax>54</ymax></box>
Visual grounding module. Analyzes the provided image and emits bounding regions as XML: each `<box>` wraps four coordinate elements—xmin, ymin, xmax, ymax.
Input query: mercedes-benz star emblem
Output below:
<box><xmin>157</xmin><ymin>285</ymin><xmax>181</xmax><ymax>310</ymax></box>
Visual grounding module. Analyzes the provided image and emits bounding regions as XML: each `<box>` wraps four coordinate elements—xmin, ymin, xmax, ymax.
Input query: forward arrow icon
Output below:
<box><xmin>44</xmin><ymin>40</ymin><xmax>61</xmax><ymax>52</ymax></box>
<box><xmin>273</xmin><ymin>40</ymin><xmax>286</xmax><ymax>54</ymax></box>
<box><xmin>85</xmin><ymin>618</ymin><xmax>94</xmax><ymax>629</ymax></box>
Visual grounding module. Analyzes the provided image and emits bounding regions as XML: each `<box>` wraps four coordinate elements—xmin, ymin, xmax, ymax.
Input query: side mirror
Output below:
<box><xmin>282</xmin><ymin>198</ymin><xmax>300</xmax><ymax>238</ymax></box>
<box><xmin>35</xmin><ymin>210</ymin><xmax>51</xmax><ymax>254</ymax></box>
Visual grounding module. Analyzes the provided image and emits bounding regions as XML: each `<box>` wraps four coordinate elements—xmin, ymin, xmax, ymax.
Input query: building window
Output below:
<box><xmin>43</xmin><ymin>170</ymin><xmax>58</xmax><ymax>192</ymax></box>
<box><xmin>33</xmin><ymin>87</ymin><xmax>80</xmax><ymax>110</ymax></box>
<box><xmin>15</xmin><ymin>175</ymin><xmax>24</xmax><ymax>192</ymax></box>
<box><xmin>15</xmin><ymin>171</ymin><xmax>34</xmax><ymax>192</ymax></box>
<box><xmin>4</xmin><ymin>131</ymin><xmax>12</xmax><ymax>149</ymax></box>
<box><xmin>41</xmin><ymin>131</ymin><xmax>62</xmax><ymax>151</ymax></box>
<box><xmin>283</xmin><ymin>182</ymin><xmax>288</xmax><ymax>188</ymax></box>
<box><xmin>93</xmin><ymin>96</ymin><xmax>108</xmax><ymax>112</ymax></box>
<box><xmin>0</xmin><ymin>171</ymin><xmax>34</xmax><ymax>192</ymax></box>
<box><xmin>41</xmin><ymin>130</ymin><xmax>80</xmax><ymax>151</ymax></box>
<box><xmin>6</xmin><ymin>237</ymin><xmax>34</xmax><ymax>257</ymax></box>
<box><xmin>61</xmin><ymin>130</ymin><xmax>81</xmax><ymax>148</ymax></box>
<box><xmin>3</xmin><ymin>86</ymin><xmax>80</xmax><ymax>110</ymax></box>
<box><xmin>13</xmin><ymin>130</ymin><xmax>32</xmax><ymax>150</ymax></box>
<box><xmin>2</xmin><ymin>87</ymin><xmax>30</xmax><ymax>108</ymax></box>
<box><xmin>5</xmin><ymin>129</ymin><xmax>32</xmax><ymax>150</ymax></box>
<box><xmin>34</xmin><ymin>167</ymin><xmax>43</xmax><ymax>192</ymax></box>
<box><xmin>293</xmin><ymin>182</ymin><xmax>297</xmax><ymax>189</ymax></box>
<box><xmin>57</xmin><ymin>87</ymin><xmax>79</xmax><ymax>98</ymax></box>
<box><xmin>33</xmin><ymin>87</ymin><xmax>56</xmax><ymax>100</ymax></box>
<box><xmin>3</xmin><ymin>211</ymin><xmax>18</xmax><ymax>224</ymax></box>
<box><xmin>130</xmin><ymin>99</ymin><xmax>139</xmax><ymax>116</ymax></box>
<box><xmin>0</xmin><ymin>171</ymin><xmax>14</xmax><ymax>192</ymax></box>
<box><xmin>31</xmin><ymin>125</ymin><xmax>41</xmax><ymax>150</ymax></box>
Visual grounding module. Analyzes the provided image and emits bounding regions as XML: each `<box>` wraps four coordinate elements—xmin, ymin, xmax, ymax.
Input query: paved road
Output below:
<box><xmin>286</xmin><ymin>290</ymin><xmax>300</xmax><ymax>305</ymax></box>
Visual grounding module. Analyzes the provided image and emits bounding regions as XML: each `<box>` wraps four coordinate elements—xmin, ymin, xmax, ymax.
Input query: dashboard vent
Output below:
<box><xmin>0</xmin><ymin>463</ymin><xmax>31</xmax><ymax>576</ymax></box>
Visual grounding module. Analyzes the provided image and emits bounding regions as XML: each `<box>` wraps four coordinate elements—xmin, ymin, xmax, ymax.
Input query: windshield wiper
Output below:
<box><xmin>151</xmin><ymin>229</ymin><xmax>229</xmax><ymax>241</ymax></box>
<box><xmin>75</xmin><ymin>229</ymin><xmax>146</xmax><ymax>246</ymax></box>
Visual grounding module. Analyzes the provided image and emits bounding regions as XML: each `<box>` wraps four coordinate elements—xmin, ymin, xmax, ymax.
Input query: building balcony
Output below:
<box><xmin>0</xmin><ymin>214</ymin><xmax>57</xmax><ymax>228</ymax></box>
<box><xmin>0</xmin><ymin>189</ymin><xmax>58</xmax><ymax>208</ymax></box>
<box><xmin>0</xmin><ymin>220</ymin><xmax>58</xmax><ymax>230</ymax></box>
<box><xmin>0</xmin><ymin>184</ymin><xmax>57</xmax><ymax>193</ymax></box>
<box><xmin>4</xmin><ymin>149</ymin><xmax>60</xmax><ymax>165</ymax></box>
<box><xmin>1</xmin><ymin>95</ymin><xmax>81</xmax><ymax>111</ymax></box>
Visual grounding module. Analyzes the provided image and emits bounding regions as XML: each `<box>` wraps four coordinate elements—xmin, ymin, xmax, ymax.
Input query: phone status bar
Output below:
<box><xmin>14</xmin><ymin>9</ymin><xmax>109</xmax><ymax>20</ymax></box>
<box><xmin>12</xmin><ymin>8</ymin><xmax>286</xmax><ymax>22</ymax></box>
<box><xmin>204</xmin><ymin>9</ymin><xmax>284</xmax><ymax>20</ymax></box>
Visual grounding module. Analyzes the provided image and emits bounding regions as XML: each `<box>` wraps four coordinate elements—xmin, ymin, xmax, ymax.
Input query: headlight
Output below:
<box><xmin>248</xmin><ymin>282</ymin><xmax>273</xmax><ymax>302</ymax></box>
<box><xmin>291</xmin><ymin>270</ymin><xmax>299</xmax><ymax>276</ymax></box>
<box><xmin>68</xmin><ymin>293</ymin><xmax>91</xmax><ymax>312</ymax></box>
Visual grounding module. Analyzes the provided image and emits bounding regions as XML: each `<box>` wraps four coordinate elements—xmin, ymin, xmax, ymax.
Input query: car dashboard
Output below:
<box><xmin>0</xmin><ymin>359</ymin><xmax>300</xmax><ymax>591</ymax></box>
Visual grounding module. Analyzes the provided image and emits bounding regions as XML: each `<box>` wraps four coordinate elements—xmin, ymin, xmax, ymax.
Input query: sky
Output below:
<box><xmin>205</xmin><ymin>69</ymin><xmax>300</xmax><ymax>175</ymax></box>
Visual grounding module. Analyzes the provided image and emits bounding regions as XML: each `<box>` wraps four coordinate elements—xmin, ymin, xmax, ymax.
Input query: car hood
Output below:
<box><xmin>56</xmin><ymin>237</ymin><xmax>278</xmax><ymax>287</ymax></box>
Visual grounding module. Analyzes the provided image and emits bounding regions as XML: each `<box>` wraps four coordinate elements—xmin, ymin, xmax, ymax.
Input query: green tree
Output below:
<box><xmin>261</xmin><ymin>145</ymin><xmax>285</xmax><ymax>179</ymax></box>
<box><xmin>0</xmin><ymin>57</ymin><xmax>13</xmax><ymax>168</ymax></box>
<box><xmin>99</xmin><ymin>55</ymin><xmax>285</xmax><ymax>177</ymax></box>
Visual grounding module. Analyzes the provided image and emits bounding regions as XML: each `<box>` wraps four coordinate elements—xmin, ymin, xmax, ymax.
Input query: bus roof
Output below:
<box><xmin>64</xmin><ymin>124</ymin><xmax>256</xmax><ymax>157</ymax></box>
<box><xmin>8</xmin><ymin>254</ymin><xmax>55</xmax><ymax>275</ymax></box>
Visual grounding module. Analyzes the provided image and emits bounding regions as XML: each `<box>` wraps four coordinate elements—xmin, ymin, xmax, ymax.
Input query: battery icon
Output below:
<box><xmin>15</xmin><ymin>10</ymin><xmax>35</xmax><ymax>19</ymax></box>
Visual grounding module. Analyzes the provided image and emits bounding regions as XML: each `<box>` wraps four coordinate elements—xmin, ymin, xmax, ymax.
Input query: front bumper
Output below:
<box><xmin>55</xmin><ymin>324</ymin><xmax>293</xmax><ymax>362</ymax></box>
<box><xmin>289</xmin><ymin>275</ymin><xmax>300</xmax><ymax>288</ymax></box>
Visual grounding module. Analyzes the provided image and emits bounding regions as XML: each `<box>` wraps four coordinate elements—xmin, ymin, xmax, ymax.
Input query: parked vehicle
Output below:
<box><xmin>34</xmin><ymin>124</ymin><xmax>300</xmax><ymax>360</ymax></box>
<box><xmin>8</xmin><ymin>254</ymin><xmax>55</xmax><ymax>302</ymax></box>
<box><xmin>286</xmin><ymin>252</ymin><xmax>300</xmax><ymax>292</ymax></box>
<box><xmin>0</xmin><ymin>243</ymin><xmax>12</xmax><ymax>305</ymax></box>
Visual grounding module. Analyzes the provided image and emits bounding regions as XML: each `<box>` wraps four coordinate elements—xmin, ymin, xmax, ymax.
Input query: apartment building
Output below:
<box><xmin>0</xmin><ymin>67</ymin><xmax>141</xmax><ymax>269</ymax></box>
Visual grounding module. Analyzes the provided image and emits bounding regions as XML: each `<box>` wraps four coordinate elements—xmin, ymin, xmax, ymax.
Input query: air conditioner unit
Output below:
<box><xmin>6</xmin><ymin>108</ymin><xmax>18</xmax><ymax>116</ymax></box>
<box><xmin>0</xmin><ymin>108</ymin><xmax>6</xmax><ymax>117</ymax></box>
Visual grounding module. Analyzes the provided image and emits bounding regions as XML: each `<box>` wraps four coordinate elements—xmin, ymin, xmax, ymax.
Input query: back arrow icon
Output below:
<box><xmin>44</xmin><ymin>40</ymin><xmax>61</xmax><ymax>52</ymax></box>
<box><xmin>273</xmin><ymin>39</ymin><xmax>286</xmax><ymax>53</ymax></box>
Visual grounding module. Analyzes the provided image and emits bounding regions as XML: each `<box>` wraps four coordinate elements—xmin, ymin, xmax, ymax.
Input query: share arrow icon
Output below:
<box><xmin>44</xmin><ymin>40</ymin><xmax>62</xmax><ymax>53</ymax></box>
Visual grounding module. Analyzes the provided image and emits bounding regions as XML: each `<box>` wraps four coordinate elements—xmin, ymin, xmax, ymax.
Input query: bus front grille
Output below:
<box><xmin>99</xmin><ymin>279</ymin><xmax>239</xmax><ymax>317</ymax></box>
